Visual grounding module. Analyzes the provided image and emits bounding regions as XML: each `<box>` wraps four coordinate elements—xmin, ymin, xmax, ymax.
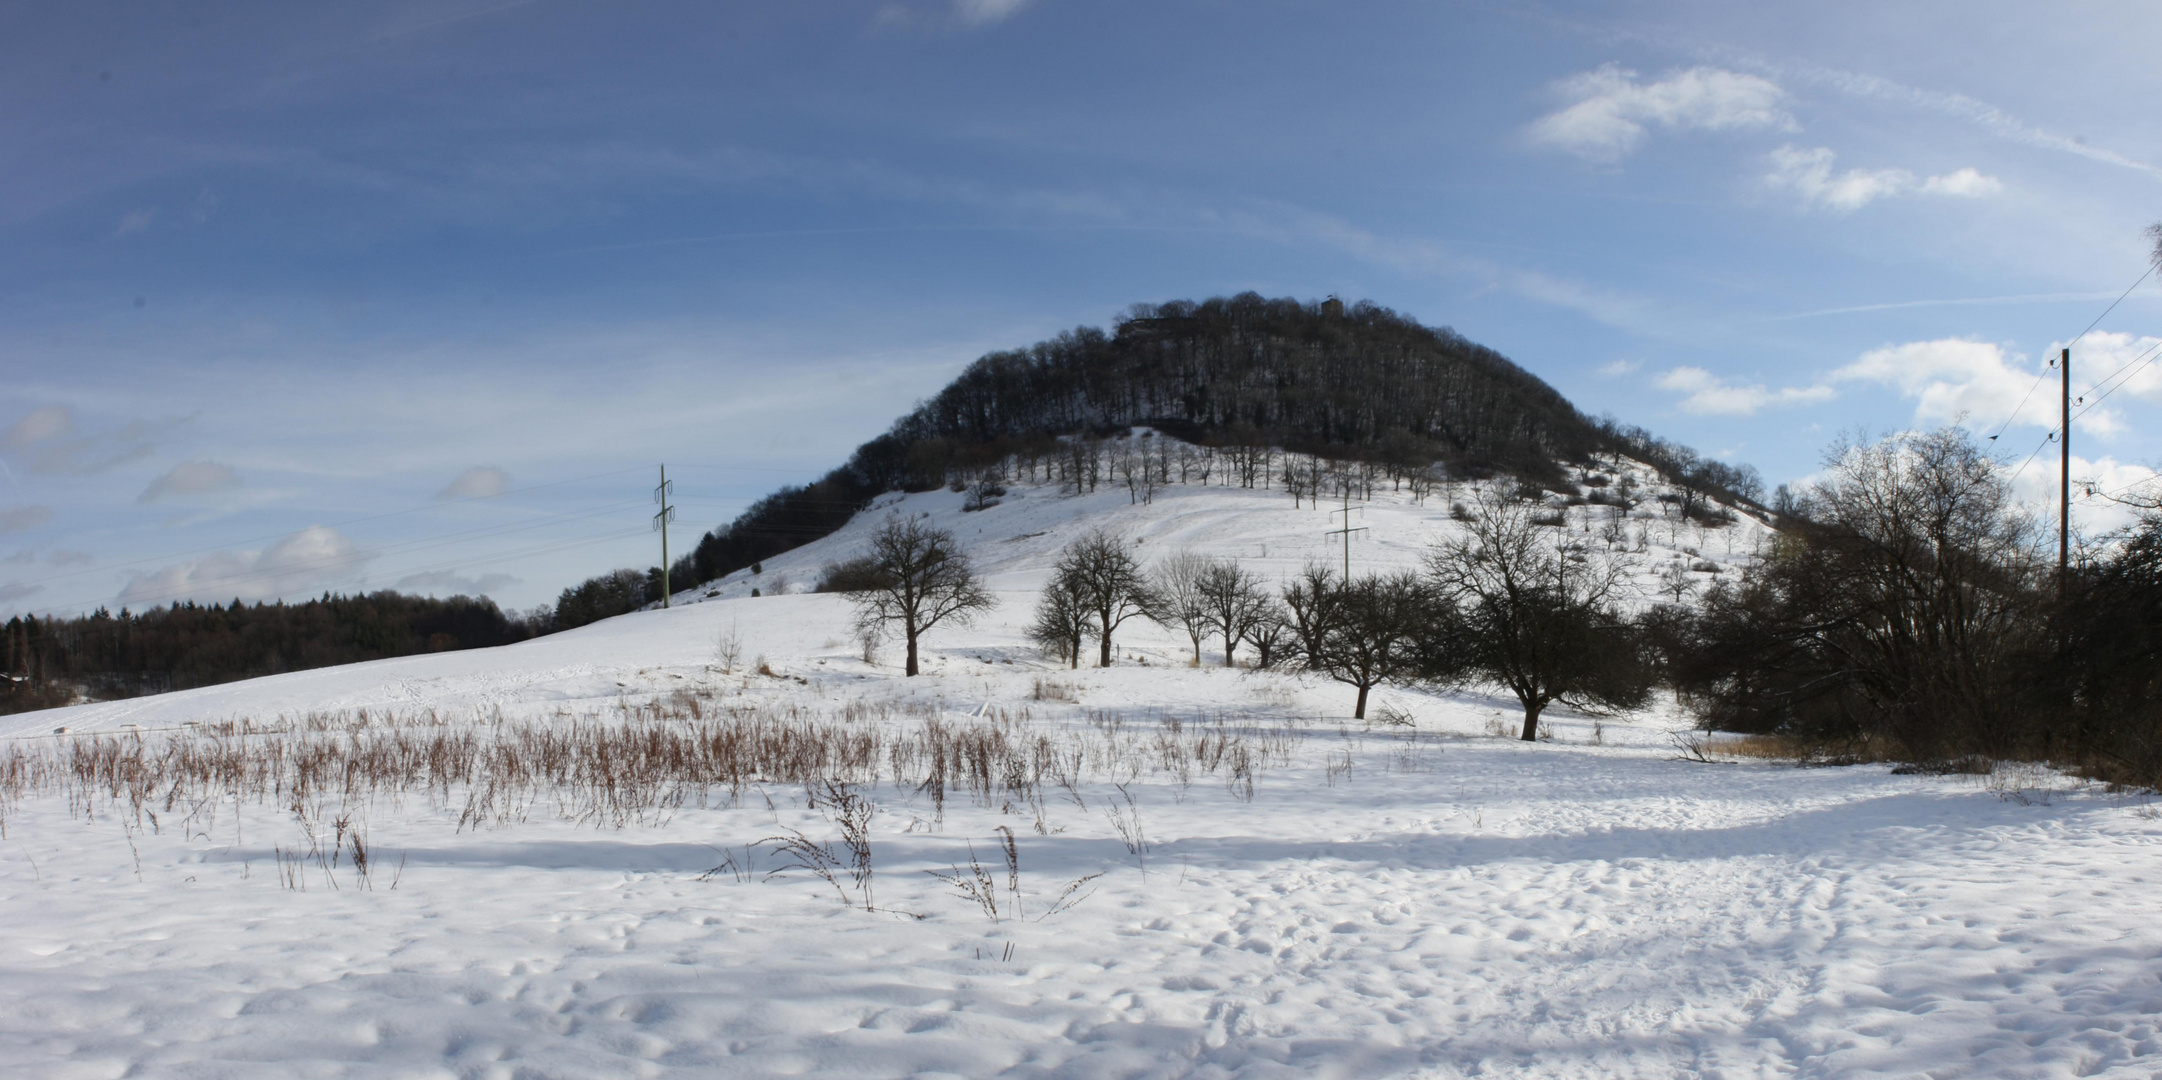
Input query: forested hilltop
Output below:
<box><xmin>0</xmin><ymin>593</ymin><xmax>544</xmax><ymax>715</ymax></box>
<box><xmin>667</xmin><ymin>294</ymin><xmax>1763</xmax><ymax>598</ymax></box>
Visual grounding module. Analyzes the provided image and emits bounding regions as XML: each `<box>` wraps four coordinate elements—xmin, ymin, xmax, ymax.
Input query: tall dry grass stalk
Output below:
<box><xmin>0</xmin><ymin>693</ymin><xmax>1305</xmax><ymax>838</ymax></box>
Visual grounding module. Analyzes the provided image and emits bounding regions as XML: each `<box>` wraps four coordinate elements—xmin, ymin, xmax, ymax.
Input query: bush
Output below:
<box><xmin>816</xmin><ymin>558</ymin><xmax>890</xmax><ymax>594</ymax></box>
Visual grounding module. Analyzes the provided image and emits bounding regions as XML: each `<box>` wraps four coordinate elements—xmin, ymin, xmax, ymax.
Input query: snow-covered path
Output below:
<box><xmin>4</xmin><ymin>707</ymin><xmax>2158</xmax><ymax>1079</ymax></box>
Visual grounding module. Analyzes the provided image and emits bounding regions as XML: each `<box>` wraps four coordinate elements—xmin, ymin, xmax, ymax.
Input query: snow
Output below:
<box><xmin>6</xmin><ymin>446</ymin><xmax>2160</xmax><ymax>1078</ymax></box>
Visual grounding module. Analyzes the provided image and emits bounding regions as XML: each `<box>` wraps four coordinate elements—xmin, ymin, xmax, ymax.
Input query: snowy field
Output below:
<box><xmin>6</xmin><ymin>454</ymin><xmax>2162</xmax><ymax>1079</ymax></box>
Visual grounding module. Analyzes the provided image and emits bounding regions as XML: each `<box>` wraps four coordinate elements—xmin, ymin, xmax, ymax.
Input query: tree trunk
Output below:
<box><xmin>1354</xmin><ymin>683</ymin><xmax>1370</xmax><ymax>720</ymax></box>
<box><xmin>1223</xmin><ymin>639</ymin><xmax>1237</xmax><ymax>668</ymax></box>
<box><xmin>905</xmin><ymin>629</ymin><xmax>920</xmax><ymax>677</ymax></box>
<box><xmin>1099</xmin><ymin>628</ymin><xmax>1114</xmax><ymax>667</ymax></box>
<box><xmin>1189</xmin><ymin>633</ymin><xmax>1203</xmax><ymax>667</ymax></box>
<box><xmin>1520</xmin><ymin>700</ymin><xmax>1542</xmax><ymax>741</ymax></box>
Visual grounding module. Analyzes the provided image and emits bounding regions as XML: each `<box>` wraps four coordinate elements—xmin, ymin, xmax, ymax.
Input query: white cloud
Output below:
<box><xmin>1</xmin><ymin>404</ymin><xmax>169</xmax><ymax>476</ymax></box>
<box><xmin>138</xmin><ymin>461</ymin><xmax>242</xmax><ymax>503</ymax></box>
<box><xmin>437</xmin><ymin>466</ymin><xmax>512</xmax><ymax>500</ymax></box>
<box><xmin>1527</xmin><ymin>64</ymin><xmax>1794</xmax><ymax>162</ymax></box>
<box><xmin>1767</xmin><ymin>146</ymin><xmax>2002</xmax><ymax>212</ymax></box>
<box><xmin>118</xmin><ymin>526</ymin><xmax>371</xmax><ymax>608</ymax></box>
<box><xmin>1919</xmin><ymin>167</ymin><xmax>2003</xmax><ymax>197</ymax></box>
<box><xmin>1597</xmin><ymin>359</ymin><xmax>1642</xmax><ymax>377</ymax></box>
<box><xmin>1656</xmin><ymin>366</ymin><xmax>1835</xmax><ymax>416</ymax></box>
<box><xmin>393</xmin><ymin>570</ymin><xmax>521</xmax><ymax>597</ymax></box>
<box><xmin>0</xmin><ymin>505</ymin><xmax>53</xmax><ymax>535</ymax></box>
<box><xmin>1832</xmin><ymin>338</ymin><xmax>2065</xmax><ymax>433</ymax></box>
<box><xmin>2008</xmin><ymin>455</ymin><xmax>2160</xmax><ymax>537</ymax></box>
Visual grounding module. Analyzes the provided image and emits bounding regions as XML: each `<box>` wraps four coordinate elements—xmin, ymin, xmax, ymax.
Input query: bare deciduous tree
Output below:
<box><xmin>1058</xmin><ymin>530</ymin><xmax>1157</xmax><ymax>667</ymax></box>
<box><xmin>1150</xmin><ymin>551</ymin><xmax>1215</xmax><ymax>666</ymax></box>
<box><xmin>1198</xmin><ymin>560</ymin><xmax>1269</xmax><ymax>667</ymax></box>
<box><xmin>1028</xmin><ymin>567</ymin><xmax>1093</xmax><ymax>669</ymax></box>
<box><xmin>845</xmin><ymin>516</ymin><xmax>996</xmax><ymax>676</ymax></box>
<box><xmin>1282</xmin><ymin>568</ymin><xmax>1436</xmax><ymax>719</ymax></box>
<box><xmin>1427</xmin><ymin>487</ymin><xmax>1645</xmax><ymax>740</ymax></box>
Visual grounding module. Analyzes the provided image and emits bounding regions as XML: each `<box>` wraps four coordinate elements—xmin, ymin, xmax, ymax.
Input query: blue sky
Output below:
<box><xmin>3</xmin><ymin>0</ymin><xmax>2159</xmax><ymax>618</ymax></box>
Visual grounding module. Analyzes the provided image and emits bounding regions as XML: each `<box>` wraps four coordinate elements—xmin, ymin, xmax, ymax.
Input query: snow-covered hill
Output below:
<box><xmin>7</xmin><ymin>443</ymin><xmax>2158</xmax><ymax>1079</ymax></box>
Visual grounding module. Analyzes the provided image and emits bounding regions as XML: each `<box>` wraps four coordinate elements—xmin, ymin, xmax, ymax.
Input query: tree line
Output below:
<box><xmin>828</xmin><ymin>496</ymin><xmax>1649</xmax><ymax>739</ymax></box>
<box><xmin>0</xmin><ymin>592</ymin><xmax>547</xmax><ymax>715</ymax></box>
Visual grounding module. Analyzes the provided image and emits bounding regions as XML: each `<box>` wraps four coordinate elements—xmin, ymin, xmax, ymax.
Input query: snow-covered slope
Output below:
<box><xmin>0</xmin><ymin>440</ymin><xmax>1772</xmax><ymax>739</ymax></box>
<box><xmin>12</xmin><ymin>444</ymin><xmax>2159</xmax><ymax>1079</ymax></box>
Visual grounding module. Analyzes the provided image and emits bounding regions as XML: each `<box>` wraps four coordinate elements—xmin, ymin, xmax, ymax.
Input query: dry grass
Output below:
<box><xmin>0</xmin><ymin>693</ymin><xmax>1305</xmax><ymax>840</ymax></box>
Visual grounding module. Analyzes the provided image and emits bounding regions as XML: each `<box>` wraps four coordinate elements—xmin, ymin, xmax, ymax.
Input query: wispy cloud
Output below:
<box><xmin>1785</xmin><ymin>62</ymin><xmax>2162</xmax><ymax>184</ymax></box>
<box><xmin>438</xmin><ymin>466</ymin><xmax>512</xmax><ymax>500</ymax></box>
<box><xmin>1765</xmin><ymin>291</ymin><xmax>2121</xmax><ymax>322</ymax></box>
<box><xmin>1656</xmin><ymin>366</ymin><xmax>1834</xmax><ymax>416</ymax></box>
<box><xmin>1527</xmin><ymin>64</ymin><xmax>1795</xmax><ymax>162</ymax></box>
<box><xmin>1765</xmin><ymin>146</ymin><xmax>2001</xmax><ymax>212</ymax></box>
<box><xmin>117</xmin><ymin>526</ymin><xmax>372</xmax><ymax>608</ymax></box>
<box><xmin>952</xmin><ymin>0</ymin><xmax>1032</xmax><ymax>26</ymax></box>
<box><xmin>1</xmin><ymin>404</ymin><xmax>172</xmax><ymax>476</ymax></box>
<box><xmin>138</xmin><ymin>461</ymin><xmax>242</xmax><ymax>503</ymax></box>
<box><xmin>113</xmin><ymin>208</ymin><xmax>158</xmax><ymax>237</ymax></box>
<box><xmin>0</xmin><ymin>505</ymin><xmax>54</xmax><ymax>535</ymax></box>
<box><xmin>393</xmin><ymin>569</ymin><xmax>521</xmax><ymax>597</ymax></box>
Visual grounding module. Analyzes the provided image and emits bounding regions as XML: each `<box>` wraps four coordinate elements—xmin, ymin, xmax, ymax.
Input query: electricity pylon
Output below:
<box><xmin>1326</xmin><ymin>482</ymin><xmax>1367</xmax><ymax>579</ymax></box>
<box><xmin>653</xmin><ymin>464</ymin><xmax>676</xmax><ymax>608</ymax></box>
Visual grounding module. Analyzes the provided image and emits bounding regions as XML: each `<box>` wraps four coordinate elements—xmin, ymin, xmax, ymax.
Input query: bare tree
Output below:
<box><xmin>1426</xmin><ymin>487</ymin><xmax>1646</xmax><ymax>740</ymax></box>
<box><xmin>1150</xmin><ymin>551</ymin><xmax>1215</xmax><ymax>665</ymax></box>
<box><xmin>1028</xmin><ymin>566</ymin><xmax>1093</xmax><ymax>669</ymax></box>
<box><xmin>1058</xmin><ymin>530</ymin><xmax>1157</xmax><ymax>667</ymax></box>
<box><xmin>1680</xmin><ymin>428</ymin><xmax>2043</xmax><ymax>757</ymax></box>
<box><xmin>1198</xmin><ymin>560</ymin><xmax>1268</xmax><ymax>667</ymax></box>
<box><xmin>846</xmin><ymin>516</ymin><xmax>997</xmax><ymax>676</ymax></box>
<box><xmin>1115</xmin><ymin>440</ymin><xmax>1159</xmax><ymax>505</ymax></box>
<box><xmin>1241</xmin><ymin>599</ymin><xmax>1292</xmax><ymax>669</ymax></box>
<box><xmin>1282</xmin><ymin>569</ymin><xmax>1436</xmax><ymax>719</ymax></box>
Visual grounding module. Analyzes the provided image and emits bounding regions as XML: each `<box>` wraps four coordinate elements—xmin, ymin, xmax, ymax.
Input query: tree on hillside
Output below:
<box><xmin>1058</xmin><ymin>530</ymin><xmax>1157</xmax><ymax>667</ymax></box>
<box><xmin>843</xmin><ymin>516</ymin><xmax>996</xmax><ymax>677</ymax></box>
<box><xmin>1028</xmin><ymin>567</ymin><xmax>1094</xmax><ymax>669</ymax></box>
<box><xmin>1241</xmin><ymin>598</ymin><xmax>1292</xmax><ymax>669</ymax></box>
<box><xmin>1150</xmin><ymin>551</ymin><xmax>1215</xmax><ymax>665</ymax></box>
<box><xmin>1282</xmin><ymin>568</ymin><xmax>1437</xmax><ymax>720</ymax></box>
<box><xmin>1427</xmin><ymin>488</ymin><xmax>1647</xmax><ymax>741</ymax></box>
<box><xmin>1198</xmin><ymin>560</ymin><xmax>1269</xmax><ymax>667</ymax></box>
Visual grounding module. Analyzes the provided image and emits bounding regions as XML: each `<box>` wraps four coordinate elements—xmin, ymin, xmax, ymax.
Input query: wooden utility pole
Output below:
<box><xmin>2060</xmin><ymin>347</ymin><xmax>2070</xmax><ymax>600</ymax></box>
<box><xmin>653</xmin><ymin>464</ymin><xmax>676</xmax><ymax>608</ymax></box>
<box><xmin>1326</xmin><ymin>483</ymin><xmax>1367</xmax><ymax>579</ymax></box>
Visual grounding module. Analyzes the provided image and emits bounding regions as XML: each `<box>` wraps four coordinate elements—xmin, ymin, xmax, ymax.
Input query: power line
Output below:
<box><xmin>2071</xmin><ymin>337</ymin><xmax>2162</xmax><ymax>422</ymax></box>
<box><xmin>2004</xmin><ymin>430</ymin><xmax>2056</xmax><ymax>487</ymax></box>
<box><xmin>1986</xmin><ymin>262</ymin><xmax>2157</xmax><ymax>443</ymax></box>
